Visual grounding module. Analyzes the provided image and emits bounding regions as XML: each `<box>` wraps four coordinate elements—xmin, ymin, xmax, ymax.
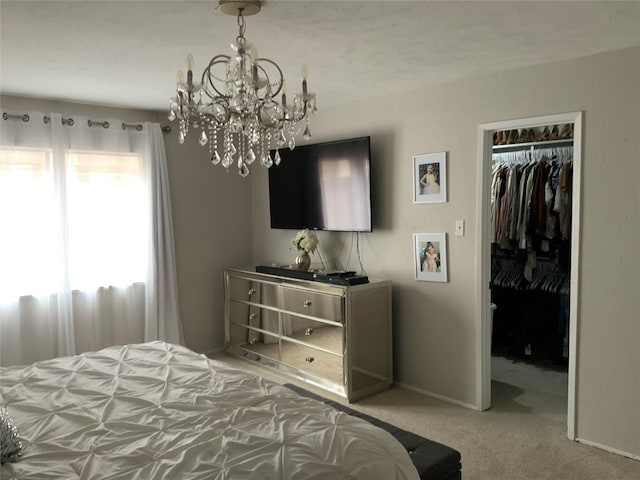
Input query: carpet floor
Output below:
<box><xmin>211</xmin><ymin>352</ymin><xmax>639</xmax><ymax>479</ymax></box>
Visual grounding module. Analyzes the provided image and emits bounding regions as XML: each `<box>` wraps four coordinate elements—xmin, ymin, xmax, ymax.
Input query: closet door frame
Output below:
<box><xmin>475</xmin><ymin>111</ymin><xmax>583</xmax><ymax>440</ymax></box>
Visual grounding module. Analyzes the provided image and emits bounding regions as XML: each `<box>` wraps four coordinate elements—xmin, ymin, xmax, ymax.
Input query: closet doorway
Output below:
<box><xmin>475</xmin><ymin>112</ymin><xmax>583</xmax><ymax>440</ymax></box>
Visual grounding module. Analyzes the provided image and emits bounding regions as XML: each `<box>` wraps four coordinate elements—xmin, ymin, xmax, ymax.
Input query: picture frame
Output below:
<box><xmin>414</xmin><ymin>233</ymin><xmax>448</xmax><ymax>282</ymax></box>
<box><xmin>413</xmin><ymin>152</ymin><xmax>447</xmax><ymax>203</ymax></box>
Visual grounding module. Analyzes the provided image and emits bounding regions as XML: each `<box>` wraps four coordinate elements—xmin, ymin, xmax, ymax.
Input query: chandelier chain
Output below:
<box><xmin>237</xmin><ymin>8</ymin><xmax>246</xmax><ymax>37</ymax></box>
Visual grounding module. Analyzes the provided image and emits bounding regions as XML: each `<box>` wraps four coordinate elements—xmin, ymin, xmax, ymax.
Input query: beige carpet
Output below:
<box><xmin>211</xmin><ymin>353</ymin><xmax>639</xmax><ymax>479</ymax></box>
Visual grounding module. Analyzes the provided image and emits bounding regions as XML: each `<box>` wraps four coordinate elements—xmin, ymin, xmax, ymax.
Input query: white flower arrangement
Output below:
<box><xmin>291</xmin><ymin>229</ymin><xmax>319</xmax><ymax>254</ymax></box>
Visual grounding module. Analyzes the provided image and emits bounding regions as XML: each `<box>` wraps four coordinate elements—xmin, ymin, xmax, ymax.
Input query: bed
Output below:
<box><xmin>0</xmin><ymin>341</ymin><xmax>460</xmax><ymax>479</ymax></box>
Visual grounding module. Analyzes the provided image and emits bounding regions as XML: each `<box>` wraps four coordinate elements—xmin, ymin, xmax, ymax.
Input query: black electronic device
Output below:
<box><xmin>255</xmin><ymin>265</ymin><xmax>315</xmax><ymax>281</ymax></box>
<box><xmin>314</xmin><ymin>270</ymin><xmax>357</xmax><ymax>278</ymax></box>
<box><xmin>268</xmin><ymin>136</ymin><xmax>372</xmax><ymax>232</ymax></box>
<box><xmin>313</xmin><ymin>273</ymin><xmax>369</xmax><ymax>286</ymax></box>
<box><xmin>254</xmin><ymin>266</ymin><xmax>368</xmax><ymax>285</ymax></box>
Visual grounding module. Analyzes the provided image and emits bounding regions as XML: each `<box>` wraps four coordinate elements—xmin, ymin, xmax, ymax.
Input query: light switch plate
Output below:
<box><xmin>455</xmin><ymin>220</ymin><xmax>465</xmax><ymax>236</ymax></box>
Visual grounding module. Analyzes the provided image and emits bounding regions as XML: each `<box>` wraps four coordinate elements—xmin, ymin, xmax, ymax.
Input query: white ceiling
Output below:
<box><xmin>2</xmin><ymin>1</ymin><xmax>639</xmax><ymax>112</ymax></box>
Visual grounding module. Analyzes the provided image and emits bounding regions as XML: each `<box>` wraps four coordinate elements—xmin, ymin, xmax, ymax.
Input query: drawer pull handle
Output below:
<box><xmin>248</xmin><ymin>288</ymin><xmax>257</xmax><ymax>296</ymax></box>
<box><xmin>303</xmin><ymin>300</ymin><xmax>312</xmax><ymax>308</ymax></box>
<box><xmin>305</xmin><ymin>328</ymin><xmax>314</xmax><ymax>336</ymax></box>
<box><xmin>249</xmin><ymin>313</ymin><xmax>257</xmax><ymax>320</ymax></box>
<box><xmin>305</xmin><ymin>356</ymin><xmax>315</xmax><ymax>363</ymax></box>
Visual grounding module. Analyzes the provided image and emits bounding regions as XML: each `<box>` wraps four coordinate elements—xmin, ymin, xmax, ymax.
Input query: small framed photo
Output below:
<box><xmin>413</xmin><ymin>152</ymin><xmax>447</xmax><ymax>203</ymax></box>
<box><xmin>414</xmin><ymin>233</ymin><xmax>448</xmax><ymax>282</ymax></box>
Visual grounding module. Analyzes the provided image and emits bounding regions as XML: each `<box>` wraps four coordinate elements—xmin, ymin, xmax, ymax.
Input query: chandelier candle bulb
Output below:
<box><xmin>301</xmin><ymin>64</ymin><xmax>308</xmax><ymax>96</ymax></box>
<box><xmin>281</xmin><ymin>80</ymin><xmax>287</xmax><ymax>108</ymax></box>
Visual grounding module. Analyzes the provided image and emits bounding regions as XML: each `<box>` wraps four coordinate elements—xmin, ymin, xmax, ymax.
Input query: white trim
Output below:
<box><xmin>475</xmin><ymin>112</ymin><xmax>583</xmax><ymax>441</ymax></box>
<box><xmin>575</xmin><ymin>437</ymin><xmax>640</xmax><ymax>461</ymax></box>
<box><xmin>475</xmin><ymin>127</ymin><xmax>493</xmax><ymax>411</ymax></box>
<box><xmin>396</xmin><ymin>381</ymin><xmax>479</xmax><ymax>411</ymax></box>
<box><xmin>566</xmin><ymin>112</ymin><xmax>582</xmax><ymax>441</ymax></box>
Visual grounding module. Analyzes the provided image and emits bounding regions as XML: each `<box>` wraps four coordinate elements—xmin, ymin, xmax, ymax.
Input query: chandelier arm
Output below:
<box><xmin>255</xmin><ymin>58</ymin><xmax>284</xmax><ymax>98</ymax></box>
<box><xmin>288</xmin><ymin>99</ymin><xmax>309</xmax><ymax>123</ymax></box>
<box><xmin>200</xmin><ymin>55</ymin><xmax>233</xmax><ymax>99</ymax></box>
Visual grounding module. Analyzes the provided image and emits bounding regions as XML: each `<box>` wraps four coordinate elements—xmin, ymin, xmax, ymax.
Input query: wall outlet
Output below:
<box><xmin>455</xmin><ymin>220</ymin><xmax>465</xmax><ymax>236</ymax></box>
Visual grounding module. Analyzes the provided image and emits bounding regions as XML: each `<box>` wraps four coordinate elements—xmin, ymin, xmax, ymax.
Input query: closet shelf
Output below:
<box><xmin>493</xmin><ymin>138</ymin><xmax>573</xmax><ymax>152</ymax></box>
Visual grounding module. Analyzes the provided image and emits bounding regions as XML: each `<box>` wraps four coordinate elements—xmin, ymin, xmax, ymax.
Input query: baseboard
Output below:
<box><xmin>395</xmin><ymin>381</ymin><xmax>479</xmax><ymax>411</ymax></box>
<box><xmin>201</xmin><ymin>346</ymin><xmax>225</xmax><ymax>357</ymax></box>
<box><xmin>575</xmin><ymin>437</ymin><xmax>640</xmax><ymax>461</ymax></box>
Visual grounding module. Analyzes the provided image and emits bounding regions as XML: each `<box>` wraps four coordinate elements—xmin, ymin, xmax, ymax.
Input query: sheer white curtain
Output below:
<box><xmin>0</xmin><ymin>112</ymin><xmax>183</xmax><ymax>366</ymax></box>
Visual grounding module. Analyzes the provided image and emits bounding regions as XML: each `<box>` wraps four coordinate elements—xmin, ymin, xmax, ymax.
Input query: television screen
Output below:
<box><xmin>268</xmin><ymin>137</ymin><xmax>372</xmax><ymax>232</ymax></box>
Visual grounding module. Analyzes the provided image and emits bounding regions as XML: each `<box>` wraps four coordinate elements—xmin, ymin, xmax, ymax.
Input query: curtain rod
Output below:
<box><xmin>2</xmin><ymin>111</ymin><xmax>172</xmax><ymax>133</ymax></box>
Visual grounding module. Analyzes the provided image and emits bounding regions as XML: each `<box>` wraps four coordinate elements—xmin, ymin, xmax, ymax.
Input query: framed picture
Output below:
<box><xmin>413</xmin><ymin>152</ymin><xmax>447</xmax><ymax>203</ymax></box>
<box><xmin>414</xmin><ymin>233</ymin><xmax>448</xmax><ymax>282</ymax></box>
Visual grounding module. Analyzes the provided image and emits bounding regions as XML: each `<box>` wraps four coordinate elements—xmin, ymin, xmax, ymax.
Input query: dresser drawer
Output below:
<box><xmin>280</xmin><ymin>340</ymin><xmax>343</xmax><ymax>386</ymax></box>
<box><xmin>280</xmin><ymin>286</ymin><xmax>344</xmax><ymax>322</ymax></box>
<box><xmin>228</xmin><ymin>300</ymin><xmax>280</xmax><ymax>341</ymax></box>
<box><xmin>227</xmin><ymin>275</ymin><xmax>278</xmax><ymax>307</ymax></box>
<box><xmin>228</xmin><ymin>323</ymin><xmax>280</xmax><ymax>360</ymax></box>
<box><xmin>281</xmin><ymin>317</ymin><xmax>343</xmax><ymax>356</ymax></box>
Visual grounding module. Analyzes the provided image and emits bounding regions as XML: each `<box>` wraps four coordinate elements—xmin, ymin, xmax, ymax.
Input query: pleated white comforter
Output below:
<box><xmin>0</xmin><ymin>341</ymin><xmax>418</xmax><ymax>480</ymax></box>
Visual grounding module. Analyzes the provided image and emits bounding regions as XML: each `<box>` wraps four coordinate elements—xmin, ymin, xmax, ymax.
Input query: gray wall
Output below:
<box><xmin>162</xmin><ymin>128</ymin><xmax>253</xmax><ymax>353</ymax></box>
<box><xmin>250</xmin><ymin>47</ymin><xmax>640</xmax><ymax>457</ymax></box>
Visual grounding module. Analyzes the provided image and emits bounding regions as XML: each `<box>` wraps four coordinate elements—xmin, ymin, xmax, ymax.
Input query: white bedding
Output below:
<box><xmin>0</xmin><ymin>341</ymin><xmax>419</xmax><ymax>479</ymax></box>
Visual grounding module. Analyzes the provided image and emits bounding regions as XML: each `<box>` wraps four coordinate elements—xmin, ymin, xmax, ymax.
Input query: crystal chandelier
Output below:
<box><xmin>168</xmin><ymin>0</ymin><xmax>317</xmax><ymax>177</ymax></box>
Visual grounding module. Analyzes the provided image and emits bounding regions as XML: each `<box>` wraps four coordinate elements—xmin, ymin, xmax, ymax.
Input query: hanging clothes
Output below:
<box><xmin>490</xmin><ymin>143</ymin><xmax>573</xmax><ymax>364</ymax></box>
<box><xmin>491</xmin><ymin>147</ymin><xmax>573</xmax><ymax>253</ymax></box>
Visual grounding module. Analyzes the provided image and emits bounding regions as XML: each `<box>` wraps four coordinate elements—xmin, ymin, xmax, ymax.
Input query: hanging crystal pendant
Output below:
<box><xmin>210</xmin><ymin>127</ymin><xmax>220</xmax><ymax>164</ymax></box>
<box><xmin>179</xmin><ymin>131</ymin><xmax>185</xmax><ymax>144</ymax></box>
<box><xmin>199</xmin><ymin>130</ymin><xmax>208</xmax><ymax>146</ymax></box>
<box><xmin>277</xmin><ymin>130</ymin><xmax>287</xmax><ymax>147</ymax></box>
<box><xmin>288</xmin><ymin>136</ymin><xmax>295</xmax><ymax>150</ymax></box>
<box><xmin>229</xmin><ymin>142</ymin><xmax>237</xmax><ymax>156</ymax></box>
<box><xmin>168</xmin><ymin>110</ymin><xmax>176</xmax><ymax>121</ymax></box>
<box><xmin>246</xmin><ymin>148</ymin><xmax>256</xmax><ymax>165</ymax></box>
<box><xmin>238</xmin><ymin>157</ymin><xmax>250</xmax><ymax>177</ymax></box>
<box><xmin>274</xmin><ymin>150</ymin><xmax>281</xmax><ymax>166</ymax></box>
<box><xmin>303</xmin><ymin>122</ymin><xmax>312</xmax><ymax>141</ymax></box>
<box><xmin>222</xmin><ymin>153</ymin><xmax>233</xmax><ymax>169</ymax></box>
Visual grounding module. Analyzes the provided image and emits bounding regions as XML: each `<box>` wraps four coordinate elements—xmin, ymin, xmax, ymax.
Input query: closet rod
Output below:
<box><xmin>2</xmin><ymin>111</ymin><xmax>171</xmax><ymax>133</ymax></box>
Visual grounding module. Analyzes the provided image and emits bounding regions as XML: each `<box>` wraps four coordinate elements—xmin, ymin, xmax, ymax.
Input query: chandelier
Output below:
<box><xmin>168</xmin><ymin>0</ymin><xmax>317</xmax><ymax>177</ymax></box>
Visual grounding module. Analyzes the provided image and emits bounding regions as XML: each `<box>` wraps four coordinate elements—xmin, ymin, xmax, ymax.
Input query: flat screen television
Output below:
<box><xmin>268</xmin><ymin>136</ymin><xmax>372</xmax><ymax>232</ymax></box>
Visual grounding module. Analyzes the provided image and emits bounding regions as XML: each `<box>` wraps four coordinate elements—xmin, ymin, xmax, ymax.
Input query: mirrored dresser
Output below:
<box><xmin>224</xmin><ymin>267</ymin><xmax>392</xmax><ymax>402</ymax></box>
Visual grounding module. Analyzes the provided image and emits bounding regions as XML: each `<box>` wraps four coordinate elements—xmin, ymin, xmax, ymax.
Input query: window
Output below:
<box><xmin>0</xmin><ymin>147</ymin><xmax>148</xmax><ymax>302</ymax></box>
